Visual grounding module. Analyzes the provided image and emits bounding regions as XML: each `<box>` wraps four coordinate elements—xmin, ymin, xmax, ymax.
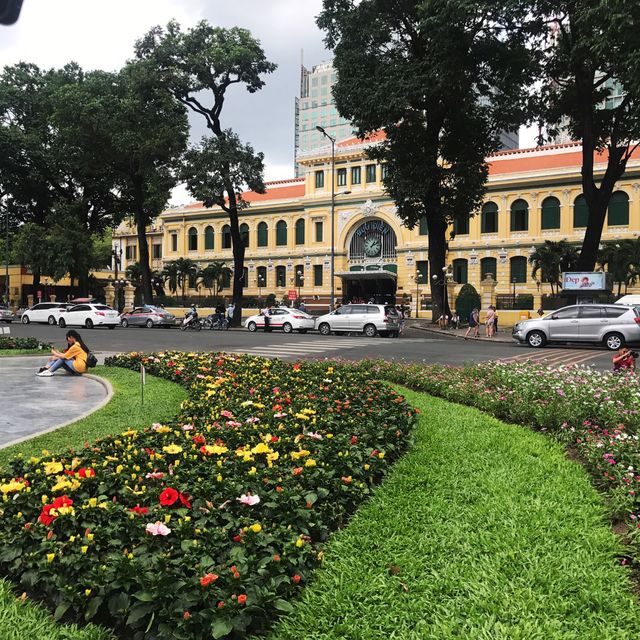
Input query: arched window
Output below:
<box><xmin>275</xmin><ymin>266</ymin><xmax>286</xmax><ymax>287</ymax></box>
<box><xmin>574</xmin><ymin>195</ymin><xmax>588</xmax><ymax>228</ymax></box>
<box><xmin>188</xmin><ymin>227</ymin><xmax>198</xmax><ymax>251</ymax></box>
<box><xmin>510</xmin><ymin>199</ymin><xmax>528</xmax><ymax>232</ymax></box>
<box><xmin>481</xmin><ymin>202</ymin><xmax>498</xmax><ymax>234</ymax></box>
<box><xmin>204</xmin><ymin>226</ymin><xmax>214</xmax><ymax>251</ymax></box>
<box><xmin>256</xmin><ymin>266</ymin><xmax>267</xmax><ymax>288</ymax></box>
<box><xmin>240</xmin><ymin>223</ymin><xmax>250</xmax><ymax>248</ymax></box>
<box><xmin>452</xmin><ymin>259</ymin><xmax>468</xmax><ymax>284</ymax></box>
<box><xmin>541</xmin><ymin>197</ymin><xmax>561</xmax><ymax>230</ymax></box>
<box><xmin>221</xmin><ymin>267</ymin><xmax>231</xmax><ymax>289</ymax></box>
<box><xmin>222</xmin><ymin>225</ymin><xmax>232</xmax><ymax>249</ymax></box>
<box><xmin>608</xmin><ymin>191</ymin><xmax>629</xmax><ymax>226</ymax></box>
<box><xmin>510</xmin><ymin>256</ymin><xmax>527</xmax><ymax>283</ymax></box>
<box><xmin>295</xmin><ymin>219</ymin><xmax>305</xmax><ymax>245</ymax></box>
<box><xmin>257</xmin><ymin>222</ymin><xmax>268</xmax><ymax>247</ymax></box>
<box><xmin>453</xmin><ymin>215</ymin><xmax>469</xmax><ymax>236</ymax></box>
<box><xmin>481</xmin><ymin>257</ymin><xmax>497</xmax><ymax>281</ymax></box>
<box><xmin>276</xmin><ymin>220</ymin><xmax>288</xmax><ymax>246</ymax></box>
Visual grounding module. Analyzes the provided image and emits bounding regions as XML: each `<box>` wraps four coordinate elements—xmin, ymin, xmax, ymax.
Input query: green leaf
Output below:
<box><xmin>211</xmin><ymin>618</ymin><xmax>234</xmax><ymax>639</ymax></box>
<box><xmin>133</xmin><ymin>590</ymin><xmax>154</xmax><ymax>602</ymax></box>
<box><xmin>54</xmin><ymin>601</ymin><xmax>70</xmax><ymax>621</ymax></box>
<box><xmin>273</xmin><ymin>598</ymin><xmax>294</xmax><ymax>613</ymax></box>
<box><xmin>84</xmin><ymin>597</ymin><xmax>103</xmax><ymax>621</ymax></box>
<box><xmin>304</xmin><ymin>492</ymin><xmax>318</xmax><ymax>505</ymax></box>
<box><xmin>127</xmin><ymin>603</ymin><xmax>154</xmax><ymax>625</ymax></box>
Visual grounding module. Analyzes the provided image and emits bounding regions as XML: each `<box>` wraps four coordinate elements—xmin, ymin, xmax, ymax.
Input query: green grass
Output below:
<box><xmin>0</xmin><ymin>366</ymin><xmax>186</xmax><ymax>640</ymax></box>
<box><xmin>0</xmin><ymin>366</ymin><xmax>187</xmax><ymax>468</ymax></box>
<box><xmin>265</xmin><ymin>388</ymin><xmax>640</xmax><ymax>640</ymax></box>
<box><xmin>0</xmin><ymin>350</ymin><xmax>46</xmax><ymax>357</ymax></box>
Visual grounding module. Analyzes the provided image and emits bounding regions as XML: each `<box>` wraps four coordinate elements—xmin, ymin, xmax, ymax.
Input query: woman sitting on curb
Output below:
<box><xmin>36</xmin><ymin>330</ymin><xmax>89</xmax><ymax>377</ymax></box>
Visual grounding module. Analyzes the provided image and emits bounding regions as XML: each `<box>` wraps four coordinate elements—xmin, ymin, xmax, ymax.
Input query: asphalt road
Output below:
<box><xmin>6</xmin><ymin>321</ymin><xmax>616</xmax><ymax>371</ymax></box>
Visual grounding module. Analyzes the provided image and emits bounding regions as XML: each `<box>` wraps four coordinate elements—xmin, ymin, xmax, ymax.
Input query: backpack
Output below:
<box><xmin>86</xmin><ymin>352</ymin><xmax>98</xmax><ymax>368</ymax></box>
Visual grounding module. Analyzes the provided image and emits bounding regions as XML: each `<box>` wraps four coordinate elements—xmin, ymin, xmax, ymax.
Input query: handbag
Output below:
<box><xmin>86</xmin><ymin>352</ymin><xmax>98</xmax><ymax>368</ymax></box>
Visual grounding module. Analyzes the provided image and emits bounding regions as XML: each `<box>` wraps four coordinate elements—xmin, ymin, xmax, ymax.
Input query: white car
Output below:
<box><xmin>244</xmin><ymin>307</ymin><xmax>315</xmax><ymax>333</ymax></box>
<box><xmin>58</xmin><ymin>303</ymin><xmax>119</xmax><ymax>329</ymax></box>
<box><xmin>21</xmin><ymin>302</ymin><xmax>71</xmax><ymax>325</ymax></box>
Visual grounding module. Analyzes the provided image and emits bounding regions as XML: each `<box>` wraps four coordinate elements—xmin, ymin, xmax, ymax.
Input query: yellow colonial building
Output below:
<box><xmin>112</xmin><ymin>137</ymin><xmax>640</xmax><ymax>315</ymax></box>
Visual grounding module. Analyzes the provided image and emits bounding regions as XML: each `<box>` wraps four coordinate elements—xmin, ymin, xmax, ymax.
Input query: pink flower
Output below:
<box><xmin>307</xmin><ymin>432</ymin><xmax>323</xmax><ymax>440</ymax></box>
<box><xmin>182</xmin><ymin>424</ymin><xmax>194</xmax><ymax>431</ymax></box>
<box><xmin>145</xmin><ymin>471</ymin><xmax>164</xmax><ymax>479</ymax></box>
<box><xmin>221</xmin><ymin>410</ymin><xmax>234</xmax><ymax>418</ymax></box>
<box><xmin>237</xmin><ymin>494</ymin><xmax>260</xmax><ymax>506</ymax></box>
<box><xmin>146</xmin><ymin>521</ymin><xmax>171</xmax><ymax>536</ymax></box>
<box><xmin>151</xmin><ymin>423</ymin><xmax>164</xmax><ymax>431</ymax></box>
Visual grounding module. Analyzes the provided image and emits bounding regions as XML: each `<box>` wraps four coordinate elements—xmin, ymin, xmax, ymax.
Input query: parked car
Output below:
<box><xmin>0</xmin><ymin>305</ymin><xmax>13</xmax><ymax>324</ymax></box>
<box><xmin>120</xmin><ymin>306</ymin><xmax>176</xmax><ymax>328</ymax></box>
<box><xmin>20</xmin><ymin>302</ymin><xmax>70</xmax><ymax>325</ymax></box>
<box><xmin>244</xmin><ymin>307</ymin><xmax>315</xmax><ymax>333</ymax></box>
<box><xmin>512</xmin><ymin>304</ymin><xmax>640</xmax><ymax>350</ymax></box>
<box><xmin>58</xmin><ymin>303</ymin><xmax>119</xmax><ymax>329</ymax></box>
<box><xmin>315</xmin><ymin>304</ymin><xmax>400</xmax><ymax>337</ymax></box>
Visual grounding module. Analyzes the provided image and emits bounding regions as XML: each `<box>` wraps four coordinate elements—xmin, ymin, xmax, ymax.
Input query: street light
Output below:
<box><xmin>414</xmin><ymin>271</ymin><xmax>423</xmax><ymax>318</ymax></box>
<box><xmin>113</xmin><ymin>278</ymin><xmax>128</xmax><ymax>313</ymax></box>
<box><xmin>111</xmin><ymin>243</ymin><xmax>123</xmax><ymax>282</ymax></box>
<box><xmin>3</xmin><ymin>204</ymin><xmax>8</xmax><ymax>305</ymax></box>
<box><xmin>257</xmin><ymin>274</ymin><xmax>265</xmax><ymax>307</ymax></box>
<box><xmin>296</xmin><ymin>269</ymin><xmax>304</xmax><ymax>303</ymax></box>
<box><xmin>316</xmin><ymin>125</ymin><xmax>336</xmax><ymax>310</ymax></box>
<box><xmin>511</xmin><ymin>277</ymin><xmax>517</xmax><ymax>309</ymax></box>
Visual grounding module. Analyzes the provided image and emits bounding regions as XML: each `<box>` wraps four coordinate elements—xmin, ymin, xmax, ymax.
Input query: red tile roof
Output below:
<box><xmin>337</xmin><ymin>130</ymin><xmax>386</xmax><ymax>147</ymax></box>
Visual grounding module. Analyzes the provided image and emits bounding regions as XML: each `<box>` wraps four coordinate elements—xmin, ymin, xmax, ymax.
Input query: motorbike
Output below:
<box><xmin>180</xmin><ymin>315</ymin><xmax>203</xmax><ymax>331</ymax></box>
<box><xmin>203</xmin><ymin>314</ymin><xmax>229</xmax><ymax>330</ymax></box>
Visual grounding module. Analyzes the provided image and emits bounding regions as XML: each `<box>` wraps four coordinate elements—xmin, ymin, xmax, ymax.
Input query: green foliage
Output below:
<box><xmin>267</xmin><ymin>390</ymin><xmax>640</xmax><ymax>640</ymax></box>
<box><xmin>0</xmin><ymin>336</ymin><xmax>50</xmax><ymax>350</ymax></box>
<box><xmin>196</xmin><ymin>261</ymin><xmax>232</xmax><ymax>298</ymax></box>
<box><xmin>598</xmin><ymin>239</ymin><xmax>640</xmax><ymax>296</ymax></box>
<box><xmin>454</xmin><ymin>283</ymin><xmax>480</xmax><ymax>320</ymax></box>
<box><xmin>0</xmin><ymin>353</ymin><xmax>415</xmax><ymax>639</ymax></box>
<box><xmin>528</xmin><ymin>240</ymin><xmax>579</xmax><ymax>296</ymax></box>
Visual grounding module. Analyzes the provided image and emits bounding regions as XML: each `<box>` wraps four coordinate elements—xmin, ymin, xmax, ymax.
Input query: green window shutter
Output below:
<box><xmin>351</xmin><ymin>166</ymin><xmax>361</xmax><ymax>184</ymax></box>
<box><xmin>314</xmin><ymin>265</ymin><xmax>323</xmax><ymax>286</ymax></box>
<box><xmin>416</xmin><ymin>260</ymin><xmax>428</xmax><ymax>282</ymax></box>
<box><xmin>204</xmin><ymin>226</ymin><xmax>214</xmax><ymax>250</ymax></box>
<box><xmin>276</xmin><ymin>266</ymin><xmax>286</xmax><ymax>287</ymax></box>
<box><xmin>222</xmin><ymin>225</ymin><xmax>231</xmax><ymax>249</ymax></box>
<box><xmin>188</xmin><ymin>227</ymin><xmax>198</xmax><ymax>251</ymax></box>
<box><xmin>541</xmin><ymin>197</ymin><xmax>561</xmax><ymax>230</ymax></box>
<box><xmin>315</xmin><ymin>171</ymin><xmax>324</xmax><ymax>188</ymax></box>
<box><xmin>574</xmin><ymin>195</ymin><xmax>588</xmax><ymax>228</ymax></box>
<box><xmin>315</xmin><ymin>221</ymin><xmax>323</xmax><ymax>242</ymax></box>
<box><xmin>240</xmin><ymin>224</ymin><xmax>250</xmax><ymax>248</ymax></box>
<box><xmin>418</xmin><ymin>216</ymin><xmax>428</xmax><ymax>236</ymax></box>
<box><xmin>608</xmin><ymin>191</ymin><xmax>629</xmax><ymax>226</ymax></box>
<box><xmin>453</xmin><ymin>259</ymin><xmax>468</xmax><ymax>284</ymax></box>
<box><xmin>276</xmin><ymin>221</ymin><xmax>288</xmax><ymax>246</ymax></box>
<box><xmin>337</xmin><ymin>168</ymin><xmax>347</xmax><ymax>187</ymax></box>
<box><xmin>454</xmin><ymin>215</ymin><xmax>469</xmax><ymax>235</ymax></box>
<box><xmin>295</xmin><ymin>219</ymin><xmax>305</xmax><ymax>245</ymax></box>
<box><xmin>510</xmin><ymin>199</ymin><xmax>529</xmax><ymax>232</ymax></box>
<box><xmin>257</xmin><ymin>222</ymin><xmax>268</xmax><ymax>247</ymax></box>
<box><xmin>481</xmin><ymin>202</ymin><xmax>498</xmax><ymax>233</ymax></box>
<box><xmin>510</xmin><ymin>256</ymin><xmax>527</xmax><ymax>283</ymax></box>
<box><xmin>481</xmin><ymin>258</ymin><xmax>497</xmax><ymax>280</ymax></box>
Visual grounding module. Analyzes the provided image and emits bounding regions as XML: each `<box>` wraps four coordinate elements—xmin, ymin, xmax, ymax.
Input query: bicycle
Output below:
<box><xmin>204</xmin><ymin>316</ymin><xmax>229</xmax><ymax>330</ymax></box>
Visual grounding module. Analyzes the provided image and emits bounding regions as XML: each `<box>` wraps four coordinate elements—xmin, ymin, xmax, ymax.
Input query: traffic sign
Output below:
<box><xmin>288</xmin><ymin>290</ymin><xmax>297</xmax><ymax>300</ymax></box>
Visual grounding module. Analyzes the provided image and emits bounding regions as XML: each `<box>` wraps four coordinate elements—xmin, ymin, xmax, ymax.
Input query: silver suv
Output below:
<box><xmin>512</xmin><ymin>304</ymin><xmax>640</xmax><ymax>350</ymax></box>
<box><xmin>315</xmin><ymin>304</ymin><xmax>400</xmax><ymax>337</ymax></box>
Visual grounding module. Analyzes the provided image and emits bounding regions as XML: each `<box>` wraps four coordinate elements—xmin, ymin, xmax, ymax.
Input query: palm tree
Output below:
<box><xmin>151</xmin><ymin>269</ymin><xmax>165</xmax><ymax>298</ymax></box>
<box><xmin>197</xmin><ymin>261</ymin><xmax>232</xmax><ymax>298</ymax></box>
<box><xmin>162</xmin><ymin>261</ymin><xmax>180</xmax><ymax>298</ymax></box>
<box><xmin>125</xmin><ymin>262</ymin><xmax>143</xmax><ymax>288</ymax></box>
<box><xmin>174</xmin><ymin>257</ymin><xmax>199</xmax><ymax>304</ymax></box>
<box><xmin>529</xmin><ymin>240</ymin><xmax>578</xmax><ymax>296</ymax></box>
<box><xmin>599</xmin><ymin>239</ymin><xmax>640</xmax><ymax>297</ymax></box>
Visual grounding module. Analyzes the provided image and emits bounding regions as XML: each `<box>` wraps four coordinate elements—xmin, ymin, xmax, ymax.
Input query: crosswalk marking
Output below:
<box><xmin>496</xmin><ymin>348</ymin><xmax>605</xmax><ymax>367</ymax></box>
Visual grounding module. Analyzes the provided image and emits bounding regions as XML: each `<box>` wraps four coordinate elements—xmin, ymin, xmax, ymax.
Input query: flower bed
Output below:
<box><xmin>359</xmin><ymin>360</ymin><xmax>640</xmax><ymax>557</ymax></box>
<box><xmin>0</xmin><ymin>336</ymin><xmax>50</xmax><ymax>351</ymax></box>
<box><xmin>0</xmin><ymin>352</ymin><xmax>416</xmax><ymax>639</ymax></box>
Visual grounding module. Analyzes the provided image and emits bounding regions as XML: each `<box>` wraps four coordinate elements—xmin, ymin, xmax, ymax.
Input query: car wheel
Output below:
<box><xmin>107</xmin><ymin>324</ymin><xmax>116</xmax><ymax>330</ymax></box>
<box><xmin>58</xmin><ymin>318</ymin><xmax>66</xmax><ymax>328</ymax></box>
<box><xmin>298</xmin><ymin>329</ymin><xmax>308</xmax><ymax>334</ymax></box>
<box><xmin>145</xmin><ymin>319</ymin><xmax>154</xmax><ymax>328</ymax></box>
<box><xmin>604</xmin><ymin>332</ymin><xmax>625</xmax><ymax>351</ymax></box>
<box><xmin>318</xmin><ymin>323</ymin><xmax>331</xmax><ymax>336</ymax></box>
<box><xmin>247</xmin><ymin>321</ymin><xmax>257</xmax><ymax>332</ymax></box>
<box><xmin>21</xmin><ymin>314</ymin><xmax>29</xmax><ymax>324</ymax></box>
<box><xmin>47</xmin><ymin>315</ymin><xmax>56</xmax><ymax>325</ymax></box>
<box><xmin>363</xmin><ymin>323</ymin><xmax>377</xmax><ymax>338</ymax></box>
<box><xmin>283</xmin><ymin>322</ymin><xmax>293</xmax><ymax>334</ymax></box>
<box><xmin>121</xmin><ymin>318</ymin><xmax>129</xmax><ymax>328</ymax></box>
<box><xmin>526</xmin><ymin>330</ymin><xmax>546</xmax><ymax>348</ymax></box>
<box><xmin>85</xmin><ymin>318</ymin><xmax>94</xmax><ymax>329</ymax></box>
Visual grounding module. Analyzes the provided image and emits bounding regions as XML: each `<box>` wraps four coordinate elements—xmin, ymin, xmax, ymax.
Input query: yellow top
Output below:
<box><xmin>65</xmin><ymin>343</ymin><xmax>87</xmax><ymax>374</ymax></box>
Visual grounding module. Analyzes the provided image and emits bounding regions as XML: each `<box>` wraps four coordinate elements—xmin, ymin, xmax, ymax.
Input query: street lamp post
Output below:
<box><xmin>114</xmin><ymin>278</ymin><xmax>127</xmax><ymax>313</ymax></box>
<box><xmin>415</xmin><ymin>272</ymin><xmax>423</xmax><ymax>318</ymax></box>
<box><xmin>257</xmin><ymin>274</ymin><xmax>265</xmax><ymax>307</ymax></box>
<box><xmin>511</xmin><ymin>277</ymin><xmax>517</xmax><ymax>309</ymax></box>
<box><xmin>4</xmin><ymin>204</ymin><xmax>8</xmax><ymax>305</ymax></box>
<box><xmin>316</xmin><ymin>126</ymin><xmax>336</xmax><ymax>310</ymax></box>
<box><xmin>296</xmin><ymin>269</ymin><xmax>304</xmax><ymax>303</ymax></box>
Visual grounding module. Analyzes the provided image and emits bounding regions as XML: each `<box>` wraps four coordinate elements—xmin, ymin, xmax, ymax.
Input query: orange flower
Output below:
<box><xmin>200</xmin><ymin>573</ymin><xmax>219</xmax><ymax>587</ymax></box>
<box><xmin>237</xmin><ymin>594</ymin><xmax>247</xmax><ymax>605</ymax></box>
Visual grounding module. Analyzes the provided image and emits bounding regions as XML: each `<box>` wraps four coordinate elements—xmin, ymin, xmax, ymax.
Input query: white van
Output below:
<box><xmin>615</xmin><ymin>295</ymin><xmax>640</xmax><ymax>306</ymax></box>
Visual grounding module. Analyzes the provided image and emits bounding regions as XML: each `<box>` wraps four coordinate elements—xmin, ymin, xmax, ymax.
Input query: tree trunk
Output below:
<box><xmin>226</xmin><ymin>180</ymin><xmax>244</xmax><ymax>327</ymax></box>
<box><xmin>133</xmin><ymin>179</ymin><xmax>154</xmax><ymax>305</ymax></box>
<box><xmin>427</xmin><ymin>218</ymin><xmax>450</xmax><ymax>323</ymax></box>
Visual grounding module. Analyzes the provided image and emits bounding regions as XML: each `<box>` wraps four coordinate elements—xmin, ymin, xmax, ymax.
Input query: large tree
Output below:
<box><xmin>53</xmin><ymin>62</ymin><xmax>188</xmax><ymax>304</ymax></box>
<box><xmin>318</xmin><ymin>0</ymin><xmax>539</xmax><ymax>320</ymax></box>
<box><xmin>535</xmin><ymin>0</ymin><xmax>640</xmax><ymax>271</ymax></box>
<box><xmin>135</xmin><ymin>20</ymin><xmax>276</xmax><ymax>325</ymax></box>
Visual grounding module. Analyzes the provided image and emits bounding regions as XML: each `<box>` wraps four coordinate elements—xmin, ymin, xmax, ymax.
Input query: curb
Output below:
<box><xmin>0</xmin><ymin>373</ymin><xmax>114</xmax><ymax>451</ymax></box>
<box><xmin>409</xmin><ymin>324</ymin><xmax>514</xmax><ymax>343</ymax></box>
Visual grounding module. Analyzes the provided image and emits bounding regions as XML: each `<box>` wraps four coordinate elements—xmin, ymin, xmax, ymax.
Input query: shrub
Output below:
<box><xmin>455</xmin><ymin>284</ymin><xmax>481</xmax><ymax>322</ymax></box>
<box><xmin>0</xmin><ymin>336</ymin><xmax>50</xmax><ymax>351</ymax></box>
<box><xmin>0</xmin><ymin>353</ymin><xmax>415</xmax><ymax>639</ymax></box>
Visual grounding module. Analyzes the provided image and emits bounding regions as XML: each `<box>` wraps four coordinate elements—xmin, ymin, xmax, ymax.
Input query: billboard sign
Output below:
<box><xmin>562</xmin><ymin>272</ymin><xmax>611</xmax><ymax>292</ymax></box>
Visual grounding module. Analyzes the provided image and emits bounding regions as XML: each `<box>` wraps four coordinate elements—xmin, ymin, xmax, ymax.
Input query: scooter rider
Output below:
<box><xmin>183</xmin><ymin>304</ymin><xmax>198</xmax><ymax>328</ymax></box>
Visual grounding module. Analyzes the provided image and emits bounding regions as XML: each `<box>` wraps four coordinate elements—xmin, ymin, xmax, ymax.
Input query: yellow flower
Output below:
<box><xmin>201</xmin><ymin>444</ymin><xmax>229</xmax><ymax>455</ymax></box>
<box><xmin>248</xmin><ymin>466</ymin><xmax>257</xmax><ymax>475</ymax></box>
<box><xmin>43</xmin><ymin>461</ymin><xmax>63</xmax><ymax>475</ymax></box>
<box><xmin>291</xmin><ymin>449</ymin><xmax>311</xmax><ymax>460</ymax></box>
<box><xmin>304</xmin><ymin>459</ymin><xmax>317</xmax><ymax>467</ymax></box>
<box><xmin>216</xmin><ymin>474</ymin><xmax>223</xmax><ymax>483</ymax></box>
<box><xmin>295</xmin><ymin>538</ymin><xmax>304</xmax><ymax>548</ymax></box>
<box><xmin>85</xmin><ymin>589</ymin><xmax>92</xmax><ymax>597</ymax></box>
<box><xmin>121</xmin><ymin>429</ymin><xmax>137</xmax><ymax>437</ymax></box>
<box><xmin>86</xmin><ymin>533</ymin><xmax>94</xmax><ymax>542</ymax></box>
<box><xmin>164</xmin><ymin>514</ymin><xmax>171</xmax><ymax>524</ymax></box>
<box><xmin>250</xmin><ymin>523</ymin><xmax>262</xmax><ymax>534</ymax></box>
<box><xmin>115</xmin><ymin>465</ymin><xmax>124</xmax><ymax>474</ymax></box>
<box><xmin>80</xmin><ymin>546</ymin><xmax>88</xmax><ymax>554</ymax></box>
<box><xmin>46</xmin><ymin>554</ymin><xmax>55</xmax><ymax>563</ymax></box>
<box><xmin>87</xmin><ymin>498</ymin><xmax>98</xmax><ymax>508</ymax></box>
<box><xmin>0</xmin><ymin>480</ymin><xmax>26</xmax><ymax>495</ymax></box>
<box><xmin>251</xmin><ymin>442</ymin><xmax>272</xmax><ymax>455</ymax></box>
<box><xmin>364</xmin><ymin>464</ymin><xmax>370</xmax><ymax>471</ymax></box>
<box><xmin>378</xmin><ymin>452</ymin><xmax>385</xmax><ymax>460</ymax></box>
<box><xmin>69</xmin><ymin>535</ymin><xmax>76</xmax><ymax>543</ymax></box>
<box><xmin>163</xmin><ymin>444</ymin><xmax>183</xmax><ymax>455</ymax></box>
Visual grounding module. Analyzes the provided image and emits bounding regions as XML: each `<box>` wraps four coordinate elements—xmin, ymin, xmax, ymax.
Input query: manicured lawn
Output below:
<box><xmin>0</xmin><ymin>366</ymin><xmax>186</xmax><ymax>640</ymax></box>
<box><xmin>266</xmin><ymin>388</ymin><xmax>640</xmax><ymax>640</ymax></box>
<box><xmin>0</xmin><ymin>366</ymin><xmax>187</xmax><ymax>468</ymax></box>
<box><xmin>0</xmin><ymin>350</ymin><xmax>45</xmax><ymax>356</ymax></box>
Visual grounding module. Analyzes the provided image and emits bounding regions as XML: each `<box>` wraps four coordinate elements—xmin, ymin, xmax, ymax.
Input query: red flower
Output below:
<box><xmin>179</xmin><ymin>493</ymin><xmax>191</xmax><ymax>509</ymax></box>
<box><xmin>129</xmin><ymin>504</ymin><xmax>148</xmax><ymax>515</ymax></box>
<box><xmin>292</xmin><ymin>467</ymin><xmax>303</xmax><ymax>476</ymax></box>
<box><xmin>78</xmin><ymin>468</ymin><xmax>95</xmax><ymax>478</ymax></box>
<box><xmin>350</xmin><ymin>436</ymin><xmax>358</xmax><ymax>445</ymax></box>
<box><xmin>200</xmin><ymin>573</ymin><xmax>219</xmax><ymax>587</ymax></box>
<box><xmin>183</xmin><ymin>611</ymin><xmax>191</xmax><ymax>621</ymax></box>
<box><xmin>38</xmin><ymin>504</ymin><xmax>56</xmax><ymax>526</ymax></box>
<box><xmin>192</xmin><ymin>434</ymin><xmax>206</xmax><ymax>445</ymax></box>
<box><xmin>291</xmin><ymin>574</ymin><xmax>301</xmax><ymax>584</ymax></box>
<box><xmin>237</xmin><ymin>594</ymin><xmax>247</xmax><ymax>605</ymax></box>
<box><xmin>233</xmin><ymin>535</ymin><xmax>242</xmax><ymax>543</ymax></box>
<box><xmin>52</xmin><ymin>495</ymin><xmax>73</xmax><ymax>510</ymax></box>
<box><xmin>159</xmin><ymin>488</ymin><xmax>179</xmax><ymax>506</ymax></box>
<box><xmin>273</xmin><ymin>554</ymin><xmax>281</xmax><ymax>562</ymax></box>
<box><xmin>217</xmin><ymin>601</ymin><xmax>225</xmax><ymax>609</ymax></box>
<box><xmin>292</xmin><ymin>364</ymin><xmax>301</xmax><ymax>371</ymax></box>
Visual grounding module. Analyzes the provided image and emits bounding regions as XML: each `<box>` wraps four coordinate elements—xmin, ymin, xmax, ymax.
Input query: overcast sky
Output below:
<box><xmin>1</xmin><ymin>0</ymin><xmax>535</xmax><ymax>205</ymax></box>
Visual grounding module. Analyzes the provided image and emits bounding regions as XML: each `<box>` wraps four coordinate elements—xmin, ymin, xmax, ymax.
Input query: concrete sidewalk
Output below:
<box><xmin>409</xmin><ymin>322</ymin><xmax>514</xmax><ymax>343</ymax></box>
<box><xmin>0</xmin><ymin>356</ymin><xmax>111</xmax><ymax>449</ymax></box>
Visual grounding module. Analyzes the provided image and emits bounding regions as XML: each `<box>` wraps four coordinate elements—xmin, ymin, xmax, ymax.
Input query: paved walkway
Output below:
<box><xmin>0</xmin><ymin>356</ymin><xmax>110</xmax><ymax>448</ymax></box>
<box><xmin>409</xmin><ymin>322</ymin><xmax>513</xmax><ymax>342</ymax></box>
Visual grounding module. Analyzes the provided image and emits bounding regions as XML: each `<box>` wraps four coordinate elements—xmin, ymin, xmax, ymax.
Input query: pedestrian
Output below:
<box><xmin>464</xmin><ymin>308</ymin><xmax>480</xmax><ymax>339</ymax></box>
<box><xmin>36</xmin><ymin>330</ymin><xmax>90</xmax><ymax>377</ymax></box>
<box><xmin>537</xmin><ymin>308</ymin><xmax>544</xmax><ymax>317</ymax></box>
<box><xmin>261</xmin><ymin>305</ymin><xmax>271</xmax><ymax>332</ymax></box>
<box><xmin>485</xmin><ymin>305</ymin><xmax>496</xmax><ymax>337</ymax></box>
<box><xmin>450</xmin><ymin>311</ymin><xmax>460</xmax><ymax>330</ymax></box>
<box><xmin>613</xmin><ymin>347</ymin><xmax>637</xmax><ymax>372</ymax></box>
<box><xmin>492</xmin><ymin>306</ymin><xmax>499</xmax><ymax>333</ymax></box>
<box><xmin>396</xmin><ymin>305</ymin><xmax>405</xmax><ymax>337</ymax></box>
<box><xmin>298</xmin><ymin>300</ymin><xmax>306</xmax><ymax>313</ymax></box>
<box><xmin>226</xmin><ymin>302</ymin><xmax>235</xmax><ymax>325</ymax></box>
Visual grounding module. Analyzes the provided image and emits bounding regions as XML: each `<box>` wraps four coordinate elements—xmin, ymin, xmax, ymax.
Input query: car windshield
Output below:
<box><xmin>384</xmin><ymin>306</ymin><xmax>399</xmax><ymax>315</ymax></box>
<box><xmin>291</xmin><ymin>309</ymin><xmax>311</xmax><ymax>317</ymax></box>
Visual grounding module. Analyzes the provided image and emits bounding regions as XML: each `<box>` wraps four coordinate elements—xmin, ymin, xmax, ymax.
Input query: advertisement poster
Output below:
<box><xmin>562</xmin><ymin>272</ymin><xmax>610</xmax><ymax>291</ymax></box>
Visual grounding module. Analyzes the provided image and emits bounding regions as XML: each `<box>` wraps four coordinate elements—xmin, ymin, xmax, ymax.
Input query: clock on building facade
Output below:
<box><xmin>363</xmin><ymin>235</ymin><xmax>382</xmax><ymax>257</ymax></box>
